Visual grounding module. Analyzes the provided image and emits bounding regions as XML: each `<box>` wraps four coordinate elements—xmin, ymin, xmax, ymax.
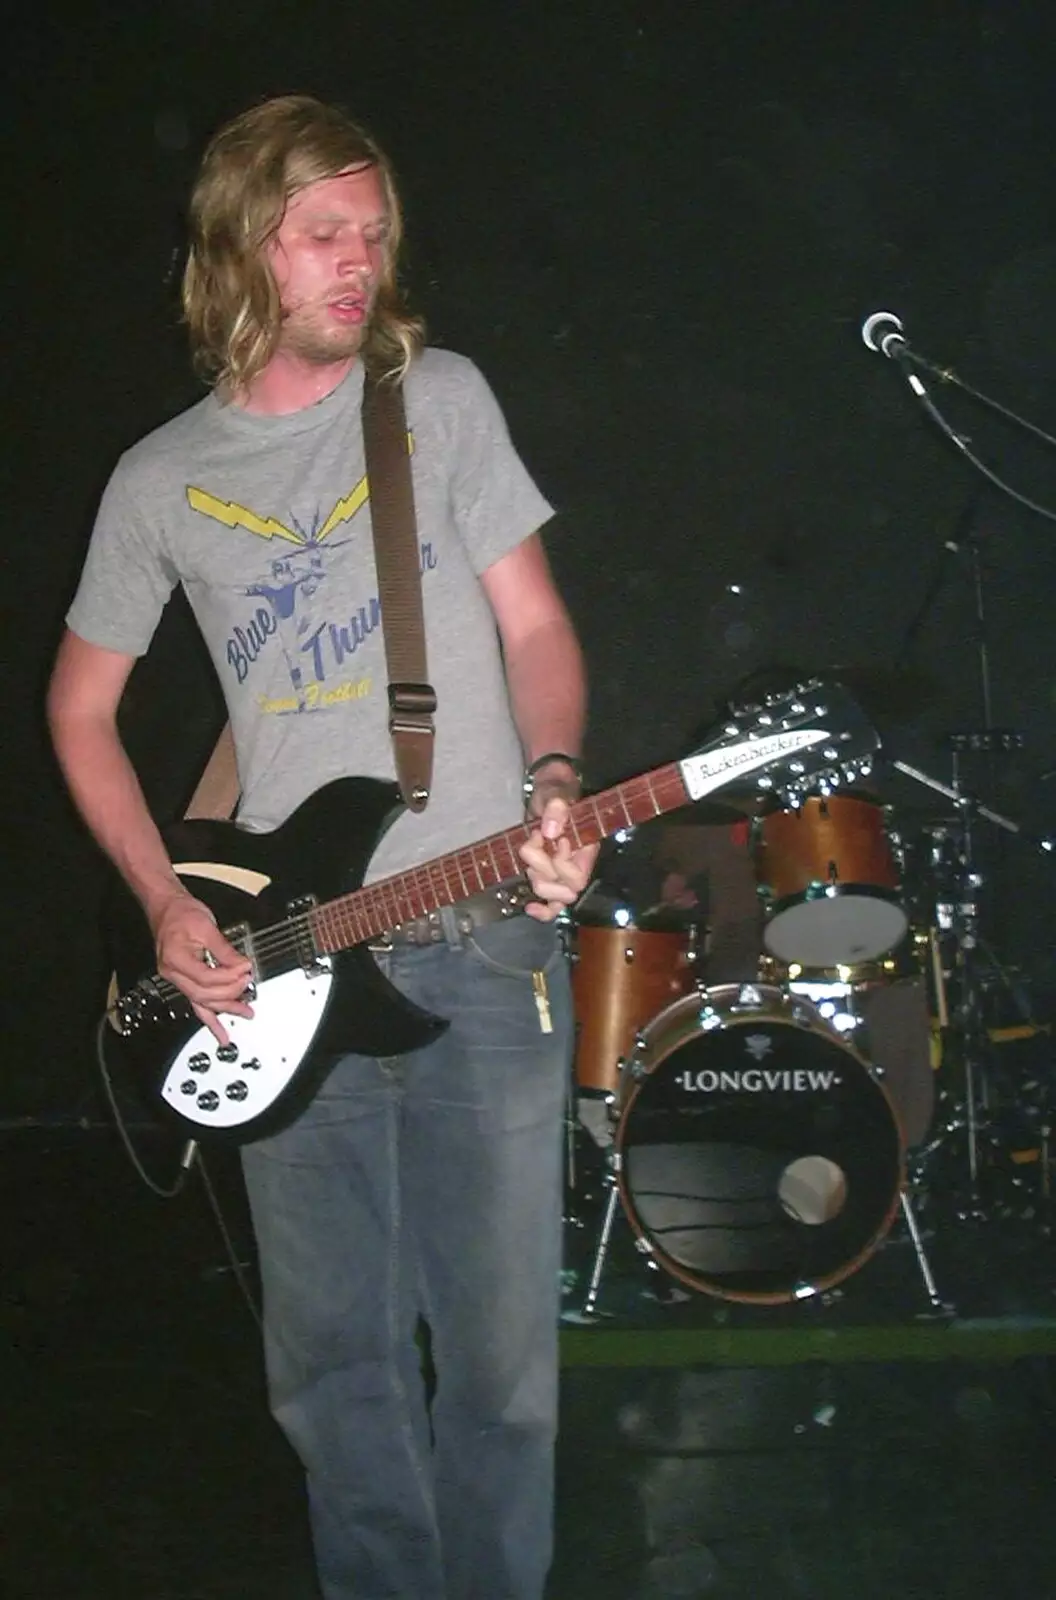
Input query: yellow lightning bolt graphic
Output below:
<box><xmin>316</xmin><ymin>477</ymin><xmax>370</xmax><ymax>541</ymax></box>
<box><xmin>186</xmin><ymin>487</ymin><xmax>305</xmax><ymax>545</ymax></box>
<box><xmin>316</xmin><ymin>434</ymin><xmax>413</xmax><ymax>541</ymax></box>
<box><xmin>187</xmin><ymin>434</ymin><xmax>412</xmax><ymax>547</ymax></box>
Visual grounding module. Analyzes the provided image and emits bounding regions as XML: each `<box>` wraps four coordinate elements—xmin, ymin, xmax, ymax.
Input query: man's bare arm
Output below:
<box><xmin>480</xmin><ymin>534</ymin><xmax>586</xmax><ymax>771</ymax></box>
<box><xmin>480</xmin><ymin>535</ymin><xmax>596</xmax><ymax>917</ymax></box>
<box><xmin>47</xmin><ymin>630</ymin><xmax>252</xmax><ymax>1034</ymax></box>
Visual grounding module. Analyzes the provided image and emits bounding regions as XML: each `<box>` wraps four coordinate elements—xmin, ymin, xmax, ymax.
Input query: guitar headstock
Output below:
<box><xmin>678</xmin><ymin>678</ymin><xmax>879</xmax><ymax>807</ymax></box>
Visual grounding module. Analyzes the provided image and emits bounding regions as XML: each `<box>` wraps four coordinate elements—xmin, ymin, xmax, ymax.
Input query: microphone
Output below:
<box><xmin>861</xmin><ymin>310</ymin><xmax>909</xmax><ymax>359</ymax></box>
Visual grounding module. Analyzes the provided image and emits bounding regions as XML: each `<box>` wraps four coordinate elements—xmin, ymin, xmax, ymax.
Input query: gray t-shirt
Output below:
<box><xmin>67</xmin><ymin>348</ymin><xmax>554</xmax><ymax>880</ymax></box>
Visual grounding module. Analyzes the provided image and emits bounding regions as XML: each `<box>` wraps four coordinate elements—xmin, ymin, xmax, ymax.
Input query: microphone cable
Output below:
<box><xmin>863</xmin><ymin>312</ymin><xmax>1056</xmax><ymax>524</ymax></box>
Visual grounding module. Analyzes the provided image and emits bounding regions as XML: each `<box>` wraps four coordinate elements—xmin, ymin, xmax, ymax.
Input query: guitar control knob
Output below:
<box><xmin>189</xmin><ymin>1053</ymin><xmax>211</xmax><ymax>1073</ymax></box>
<box><xmin>197</xmin><ymin>1090</ymin><xmax>220</xmax><ymax>1112</ymax></box>
<box><xmin>242</xmin><ymin>1058</ymin><xmax>262</xmax><ymax>1071</ymax></box>
<box><xmin>225</xmin><ymin>1081</ymin><xmax>249</xmax><ymax>1102</ymax></box>
<box><xmin>216</xmin><ymin>1043</ymin><xmax>239</xmax><ymax>1063</ymax></box>
<box><xmin>181</xmin><ymin>1080</ymin><xmax>198</xmax><ymax>1096</ymax></box>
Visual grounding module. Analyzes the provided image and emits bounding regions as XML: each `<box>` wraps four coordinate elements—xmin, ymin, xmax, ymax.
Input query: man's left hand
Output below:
<box><xmin>519</xmin><ymin>791</ymin><xmax>598</xmax><ymax>922</ymax></box>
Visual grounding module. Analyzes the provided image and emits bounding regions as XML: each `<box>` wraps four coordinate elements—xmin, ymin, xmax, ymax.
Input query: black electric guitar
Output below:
<box><xmin>104</xmin><ymin>680</ymin><xmax>878</xmax><ymax>1141</ymax></box>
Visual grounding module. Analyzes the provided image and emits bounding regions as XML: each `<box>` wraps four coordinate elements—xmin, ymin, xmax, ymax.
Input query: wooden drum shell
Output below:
<box><xmin>571</xmin><ymin>926</ymin><xmax>695</xmax><ymax>1095</ymax></box>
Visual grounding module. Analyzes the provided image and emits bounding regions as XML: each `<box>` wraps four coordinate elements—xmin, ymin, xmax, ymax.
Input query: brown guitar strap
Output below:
<box><xmin>184</xmin><ymin>721</ymin><xmax>239</xmax><ymax>821</ymax></box>
<box><xmin>183</xmin><ymin>369</ymin><xmax>435</xmax><ymax>822</ymax></box>
<box><xmin>362</xmin><ymin>367</ymin><xmax>436</xmax><ymax>813</ymax></box>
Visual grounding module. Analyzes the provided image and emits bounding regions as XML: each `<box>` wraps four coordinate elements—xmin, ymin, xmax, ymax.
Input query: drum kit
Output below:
<box><xmin>562</xmin><ymin>710</ymin><xmax>1055</xmax><ymax>1322</ymax></box>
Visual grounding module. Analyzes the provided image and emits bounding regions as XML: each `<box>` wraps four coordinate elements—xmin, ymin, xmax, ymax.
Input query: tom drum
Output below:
<box><xmin>755</xmin><ymin>795</ymin><xmax>908</xmax><ymax>967</ymax></box>
<box><xmin>572</xmin><ymin>921</ymin><xmax>696</xmax><ymax>1096</ymax></box>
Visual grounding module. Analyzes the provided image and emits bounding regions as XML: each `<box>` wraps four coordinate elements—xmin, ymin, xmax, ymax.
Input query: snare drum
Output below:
<box><xmin>571</xmin><ymin>921</ymin><xmax>697</xmax><ymax>1095</ymax></box>
<box><xmin>615</xmin><ymin>983</ymin><xmax>904</xmax><ymax>1303</ymax></box>
<box><xmin>755</xmin><ymin>795</ymin><xmax>908</xmax><ymax>967</ymax></box>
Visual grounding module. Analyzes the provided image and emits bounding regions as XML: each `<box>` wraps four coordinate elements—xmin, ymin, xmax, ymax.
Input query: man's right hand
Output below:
<box><xmin>149</xmin><ymin>890</ymin><xmax>255</xmax><ymax>1045</ymax></box>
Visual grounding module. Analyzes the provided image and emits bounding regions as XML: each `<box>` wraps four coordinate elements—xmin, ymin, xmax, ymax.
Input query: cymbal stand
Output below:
<box><xmin>892</xmin><ymin>755</ymin><xmax>1053</xmax><ymax>1217</ymax></box>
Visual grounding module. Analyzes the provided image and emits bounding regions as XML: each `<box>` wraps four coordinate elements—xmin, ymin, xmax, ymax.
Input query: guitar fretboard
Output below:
<box><xmin>310</xmin><ymin>762</ymin><xmax>689</xmax><ymax>954</ymax></box>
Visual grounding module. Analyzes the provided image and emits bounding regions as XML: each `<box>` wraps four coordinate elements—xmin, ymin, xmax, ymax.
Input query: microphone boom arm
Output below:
<box><xmin>862</xmin><ymin>311</ymin><xmax>1056</xmax><ymax>526</ymax></box>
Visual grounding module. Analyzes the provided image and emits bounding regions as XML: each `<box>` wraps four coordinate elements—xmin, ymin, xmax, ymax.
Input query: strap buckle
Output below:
<box><xmin>388</xmin><ymin>681</ymin><xmax>438</xmax><ymax>734</ymax></box>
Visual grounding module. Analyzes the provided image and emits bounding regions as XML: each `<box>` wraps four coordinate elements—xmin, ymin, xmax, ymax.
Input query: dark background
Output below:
<box><xmin>7</xmin><ymin>0</ymin><xmax>1056</xmax><ymax>1123</ymax></box>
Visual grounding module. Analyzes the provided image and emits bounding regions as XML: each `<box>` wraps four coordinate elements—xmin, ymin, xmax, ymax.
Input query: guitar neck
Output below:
<box><xmin>311</xmin><ymin>761</ymin><xmax>690</xmax><ymax>955</ymax></box>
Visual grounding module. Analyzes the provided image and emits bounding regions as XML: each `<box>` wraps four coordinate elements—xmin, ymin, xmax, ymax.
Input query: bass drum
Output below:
<box><xmin>615</xmin><ymin>984</ymin><xmax>904</xmax><ymax>1304</ymax></box>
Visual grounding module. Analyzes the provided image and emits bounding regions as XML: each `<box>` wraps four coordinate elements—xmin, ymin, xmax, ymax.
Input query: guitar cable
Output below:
<box><xmin>93</xmin><ymin>1015</ymin><xmax>264</xmax><ymax>1330</ymax></box>
<box><xmin>94</xmin><ymin>1015</ymin><xmax>193</xmax><ymax>1200</ymax></box>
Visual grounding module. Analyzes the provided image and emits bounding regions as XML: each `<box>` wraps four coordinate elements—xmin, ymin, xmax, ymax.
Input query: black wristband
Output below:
<box><xmin>522</xmin><ymin>751</ymin><xmax>584</xmax><ymax>805</ymax></box>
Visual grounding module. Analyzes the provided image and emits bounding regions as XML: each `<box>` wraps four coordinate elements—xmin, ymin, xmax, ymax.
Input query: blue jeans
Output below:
<box><xmin>241</xmin><ymin>914</ymin><xmax>573</xmax><ymax>1600</ymax></box>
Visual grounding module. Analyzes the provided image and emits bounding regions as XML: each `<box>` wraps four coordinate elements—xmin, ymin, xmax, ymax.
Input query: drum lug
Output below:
<box><xmin>626</xmin><ymin>1050</ymin><xmax>649</xmax><ymax>1081</ymax></box>
<box><xmin>696</xmin><ymin>1000</ymin><xmax>724</xmax><ymax>1031</ymax></box>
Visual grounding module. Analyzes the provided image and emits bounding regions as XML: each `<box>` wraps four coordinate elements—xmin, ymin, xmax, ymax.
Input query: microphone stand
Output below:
<box><xmin>898</xmin><ymin>492</ymin><xmax>982</xmax><ymax>668</ymax></box>
<box><xmin>865</xmin><ymin>319</ymin><xmax>1056</xmax><ymax>1225</ymax></box>
<box><xmin>896</xmin><ymin>489</ymin><xmax>995</xmax><ymax>724</ymax></box>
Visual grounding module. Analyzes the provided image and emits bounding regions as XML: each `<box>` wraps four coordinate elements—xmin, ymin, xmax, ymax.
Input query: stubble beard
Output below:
<box><xmin>277</xmin><ymin>300</ymin><xmax>371</xmax><ymax>366</ymax></box>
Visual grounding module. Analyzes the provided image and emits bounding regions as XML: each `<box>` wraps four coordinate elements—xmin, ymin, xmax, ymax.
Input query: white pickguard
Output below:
<box><xmin>174</xmin><ymin>861</ymin><xmax>272</xmax><ymax>897</ymax></box>
<box><xmin>158</xmin><ymin>965</ymin><xmax>333</xmax><ymax>1130</ymax></box>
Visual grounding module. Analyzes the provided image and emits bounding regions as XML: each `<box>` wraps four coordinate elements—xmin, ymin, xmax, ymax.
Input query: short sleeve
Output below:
<box><xmin>66</xmin><ymin>466</ymin><xmax>179</xmax><ymax>656</ymax></box>
<box><xmin>448</xmin><ymin>361</ymin><xmax>555</xmax><ymax>574</ymax></box>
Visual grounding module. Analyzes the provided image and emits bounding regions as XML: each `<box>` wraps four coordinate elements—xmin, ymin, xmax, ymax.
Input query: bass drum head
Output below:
<box><xmin>616</xmin><ymin>985</ymin><xmax>903</xmax><ymax>1304</ymax></box>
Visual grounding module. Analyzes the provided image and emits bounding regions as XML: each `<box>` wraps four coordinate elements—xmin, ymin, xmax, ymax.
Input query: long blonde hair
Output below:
<box><xmin>182</xmin><ymin>95</ymin><xmax>424</xmax><ymax>393</ymax></box>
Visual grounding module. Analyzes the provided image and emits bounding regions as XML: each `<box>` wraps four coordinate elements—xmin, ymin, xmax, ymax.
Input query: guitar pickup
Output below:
<box><xmin>283</xmin><ymin>895</ymin><xmax>330</xmax><ymax>976</ymax></box>
<box><xmin>224</xmin><ymin>922</ymin><xmax>257</xmax><ymax>983</ymax></box>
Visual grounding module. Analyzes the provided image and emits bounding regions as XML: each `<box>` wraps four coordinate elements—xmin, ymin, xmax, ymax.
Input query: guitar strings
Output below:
<box><xmin>119</xmin><ymin>702</ymin><xmax>857</xmax><ymax>1015</ymax></box>
<box><xmin>132</xmin><ymin>768</ymin><xmax>687</xmax><ymax>1005</ymax></box>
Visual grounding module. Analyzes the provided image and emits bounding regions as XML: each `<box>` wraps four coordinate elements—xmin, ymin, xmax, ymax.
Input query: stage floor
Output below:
<box><xmin>3</xmin><ymin>1126</ymin><xmax>1055</xmax><ymax>1599</ymax></box>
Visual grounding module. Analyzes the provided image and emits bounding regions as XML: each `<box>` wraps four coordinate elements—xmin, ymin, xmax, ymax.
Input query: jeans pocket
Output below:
<box><xmin>464</xmin><ymin>915</ymin><xmax>565</xmax><ymax>979</ymax></box>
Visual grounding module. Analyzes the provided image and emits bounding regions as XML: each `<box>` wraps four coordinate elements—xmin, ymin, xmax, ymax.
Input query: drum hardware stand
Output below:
<box><xmin>562</xmin><ymin>1073</ymin><xmax>586</xmax><ymax>1227</ymax></box>
<box><xmin>890</xmin><ymin>752</ymin><xmax>1053</xmax><ymax>1223</ymax></box>
<box><xmin>579</xmin><ymin>1154</ymin><xmax>623</xmax><ymax>1319</ymax></box>
<box><xmin>576</xmin><ymin>1148</ymin><xmax>691</xmax><ymax>1318</ymax></box>
<box><xmin>897</xmin><ymin>1185</ymin><xmax>955</xmax><ymax>1316</ymax></box>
